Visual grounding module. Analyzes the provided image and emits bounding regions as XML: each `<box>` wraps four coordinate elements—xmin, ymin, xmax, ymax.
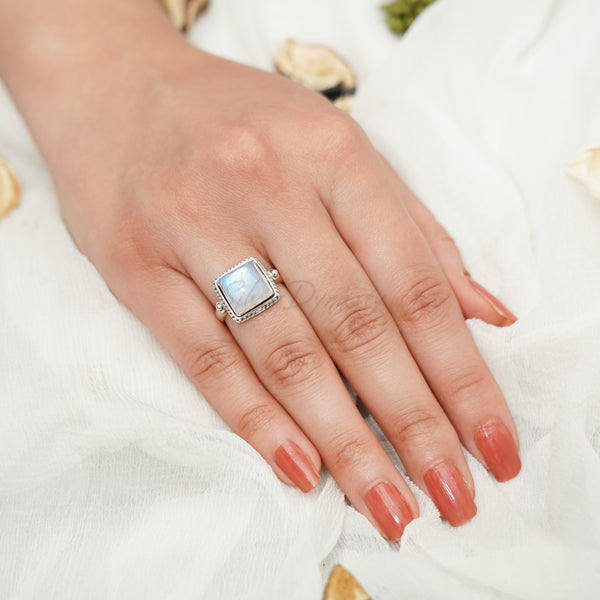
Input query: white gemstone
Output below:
<box><xmin>217</xmin><ymin>260</ymin><xmax>274</xmax><ymax>317</ymax></box>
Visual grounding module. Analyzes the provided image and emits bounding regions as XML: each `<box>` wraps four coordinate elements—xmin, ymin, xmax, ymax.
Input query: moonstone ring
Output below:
<box><xmin>214</xmin><ymin>257</ymin><xmax>280</xmax><ymax>323</ymax></box>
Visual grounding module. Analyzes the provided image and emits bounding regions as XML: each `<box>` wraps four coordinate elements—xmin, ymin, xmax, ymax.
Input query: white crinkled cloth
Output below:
<box><xmin>1</xmin><ymin>0</ymin><xmax>600</xmax><ymax>598</ymax></box>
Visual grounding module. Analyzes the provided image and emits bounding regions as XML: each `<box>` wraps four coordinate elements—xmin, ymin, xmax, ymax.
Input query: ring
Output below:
<box><xmin>214</xmin><ymin>257</ymin><xmax>280</xmax><ymax>323</ymax></box>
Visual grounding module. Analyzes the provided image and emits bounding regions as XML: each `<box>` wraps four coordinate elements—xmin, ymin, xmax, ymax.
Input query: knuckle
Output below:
<box><xmin>436</xmin><ymin>231</ymin><xmax>458</xmax><ymax>249</ymax></box>
<box><xmin>445</xmin><ymin>370</ymin><xmax>489</xmax><ymax>402</ymax></box>
<box><xmin>420</xmin><ymin>217</ymin><xmax>458</xmax><ymax>250</ymax></box>
<box><xmin>314</xmin><ymin>111</ymin><xmax>365</xmax><ymax>156</ymax></box>
<box><xmin>263</xmin><ymin>338</ymin><xmax>322</xmax><ymax>386</ymax></box>
<box><xmin>391</xmin><ymin>407</ymin><xmax>441</xmax><ymax>446</ymax></box>
<box><xmin>327</xmin><ymin>433</ymin><xmax>373</xmax><ymax>472</ymax></box>
<box><xmin>329</xmin><ymin>299</ymin><xmax>389</xmax><ymax>354</ymax></box>
<box><xmin>217</xmin><ymin>124</ymin><xmax>273</xmax><ymax>180</ymax></box>
<box><xmin>186</xmin><ymin>342</ymin><xmax>240</xmax><ymax>383</ymax></box>
<box><xmin>398</xmin><ymin>269</ymin><xmax>454</xmax><ymax>327</ymax></box>
<box><xmin>235</xmin><ymin>402</ymin><xmax>278</xmax><ymax>440</ymax></box>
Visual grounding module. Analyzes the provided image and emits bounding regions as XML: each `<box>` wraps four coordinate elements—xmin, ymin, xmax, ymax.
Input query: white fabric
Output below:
<box><xmin>1</xmin><ymin>0</ymin><xmax>600</xmax><ymax>597</ymax></box>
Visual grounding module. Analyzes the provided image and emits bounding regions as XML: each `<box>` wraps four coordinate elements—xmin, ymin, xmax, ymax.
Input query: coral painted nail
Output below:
<box><xmin>424</xmin><ymin>461</ymin><xmax>477</xmax><ymax>526</ymax></box>
<box><xmin>274</xmin><ymin>441</ymin><xmax>320</xmax><ymax>493</ymax></box>
<box><xmin>365</xmin><ymin>482</ymin><xmax>414</xmax><ymax>541</ymax></box>
<box><xmin>475</xmin><ymin>422</ymin><xmax>522</xmax><ymax>482</ymax></box>
<box><xmin>465</xmin><ymin>274</ymin><xmax>517</xmax><ymax>326</ymax></box>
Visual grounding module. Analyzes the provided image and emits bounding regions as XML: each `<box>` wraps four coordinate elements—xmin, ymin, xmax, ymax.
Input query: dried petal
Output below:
<box><xmin>333</xmin><ymin>95</ymin><xmax>354</xmax><ymax>113</ymax></box>
<box><xmin>566</xmin><ymin>145</ymin><xmax>600</xmax><ymax>200</ymax></box>
<box><xmin>322</xmin><ymin>565</ymin><xmax>371</xmax><ymax>600</ymax></box>
<box><xmin>158</xmin><ymin>0</ymin><xmax>186</xmax><ymax>30</ymax></box>
<box><xmin>275</xmin><ymin>40</ymin><xmax>356</xmax><ymax>112</ymax></box>
<box><xmin>158</xmin><ymin>0</ymin><xmax>208</xmax><ymax>31</ymax></box>
<box><xmin>0</xmin><ymin>156</ymin><xmax>21</xmax><ymax>219</ymax></box>
<box><xmin>184</xmin><ymin>0</ymin><xmax>209</xmax><ymax>32</ymax></box>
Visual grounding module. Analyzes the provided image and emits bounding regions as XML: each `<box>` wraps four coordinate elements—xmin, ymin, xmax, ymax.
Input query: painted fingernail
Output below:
<box><xmin>365</xmin><ymin>482</ymin><xmax>414</xmax><ymax>541</ymax></box>
<box><xmin>475</xmin><ymin>422</ymin><xmax>522</xmax><ymax>482</ymax></box>
<box><xmin>274</xmin><ymin>441</ymin><xmax>320</xmax><ymax>493</ymax></box>
<box><xmin>465</xmin><ymin>273</ymin><xmax>518</xmax><ymax>326</ymax></box>
<box><xmin>424</xmin><ymin>461</ymin><xmax>477</xmax><ymax>526</ymax></box>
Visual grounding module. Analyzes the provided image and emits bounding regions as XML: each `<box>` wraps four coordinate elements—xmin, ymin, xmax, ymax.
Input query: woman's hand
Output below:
<box><xmin>0</xmin><ymin>0</ymin><xmax>520</xmax><ymax>540</ymax></box>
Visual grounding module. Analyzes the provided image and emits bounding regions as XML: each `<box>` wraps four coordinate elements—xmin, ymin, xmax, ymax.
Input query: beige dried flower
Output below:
<box><xmin>566</xmin><ymin>145</ymin><xmax>600</xmax><ymax>200</ymax></box>
<box><xmin>158</xmin><ymin>0</ymin><xmax>209</xmax><ymax>32</ymax></box>
<box><xmin>275</xmin><ymin>40</ymin><xmax>356</xmax><ymax>112</ymax></box>
<box><xmin>322</xmin><ymin>565</ymin><xmax>371</xmax><ymax>600</ymax></box>
<box><xmin>0</xmin><ymin>156</ymin><xmax>21</xmax><ymax>219</ymax></box>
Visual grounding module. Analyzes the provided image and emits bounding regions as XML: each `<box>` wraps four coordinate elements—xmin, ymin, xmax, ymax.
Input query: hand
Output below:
<box><xmin>0</xmin><ymin>0</ymin><xmax>521</xmax><ymax>541</ymax></box>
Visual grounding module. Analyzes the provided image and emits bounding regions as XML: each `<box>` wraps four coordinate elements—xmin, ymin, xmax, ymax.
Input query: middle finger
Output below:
<box><xmin>267</xmin><ymin>202</ymin><xmax>478</xmax><ymax>527</ymax></box>
<box><xmin>323</xmin><ymin>151</ymin><xmax>522</xmax><ymax>484</ymax></box>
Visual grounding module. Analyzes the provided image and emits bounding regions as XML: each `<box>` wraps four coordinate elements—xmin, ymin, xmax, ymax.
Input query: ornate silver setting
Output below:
<box><xmin>214</xmin><ymin>257</ymin><xmax>280</xmax><ymax>323</ymax></box>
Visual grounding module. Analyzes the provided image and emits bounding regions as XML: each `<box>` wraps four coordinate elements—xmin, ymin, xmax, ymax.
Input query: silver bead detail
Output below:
<box><xmin>268</xmin><ymin>269</ymin><xmax>279</xmax><ymax>281</ymax></box>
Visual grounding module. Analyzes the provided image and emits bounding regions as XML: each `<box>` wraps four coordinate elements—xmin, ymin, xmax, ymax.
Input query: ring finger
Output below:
<box><xmin>183</xmin><ymin>245</ymin><xmax>419</xmax><ymax>541</ymax></box>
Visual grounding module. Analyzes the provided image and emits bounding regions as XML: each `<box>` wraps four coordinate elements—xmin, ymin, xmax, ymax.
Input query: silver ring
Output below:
<box><xmin>214</xmin><ymin>257</ymin><xmax>280</xmax><ymax>323</ymax></box>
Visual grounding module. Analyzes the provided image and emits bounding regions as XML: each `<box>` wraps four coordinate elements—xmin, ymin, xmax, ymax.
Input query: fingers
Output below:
<box><xmin>322</xmin><ymin>151</ymin><xmax>521</xmax><ymax>484</ymax></box>
<box><xmin>377</xmin><ymin>153</ymin><xmax>518</xmax><ymax>327</ymax></box>
<box><xmin>234</xmin><ymin>284</ymin><xmax>420</xmax><ymax>539</ymax></box>
<box><xmin>118</xmin><ymin>264</ymin><xmax>322</xmax><ymax>493</ymax></box>
<box><xmin>266</xmin><ymin>206</ymin><xmax>478</xmax><ymax>527</ymax></box>
<box><xmin>121</xmin><ymin>149</ymin><xmax>519</xmax><ymax>543</ymax></box>
<box><xmin>182</xmin><ymin>245</ymin><xmax>418</xmax><ymax>540</ymax></box>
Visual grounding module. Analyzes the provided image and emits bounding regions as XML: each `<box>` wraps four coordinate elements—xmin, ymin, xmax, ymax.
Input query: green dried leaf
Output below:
<box><xmin>381</xmin><ymin>0</ymin><xmax>436</xmax><ymax>35</ymax></box>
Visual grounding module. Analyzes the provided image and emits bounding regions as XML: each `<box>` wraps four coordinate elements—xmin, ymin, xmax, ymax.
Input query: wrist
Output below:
<box><xmin>0</xmin><ymin>0</ymin><xmax>198</xmax><ymax>168</ymax></box>
<box><xmin>0</xmin><ymin>0</ymin><xmax>177</xmax><ymax>80</ymax></box>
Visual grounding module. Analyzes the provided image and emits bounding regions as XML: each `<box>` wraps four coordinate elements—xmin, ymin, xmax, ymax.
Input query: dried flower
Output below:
<box><xmin>275</xmin><ymin>41</ymin><xmax>356</xmax><ymax>112</ymax></box>
<box><xmin>566</xmin><ymin>145</ymin><xmax>600</xmax><ymax>200</ymax></box>
<box><xmin>322</xmin><ymin>565</ymin><xmax>371</xmax><ymax>600</ymax></box>
<box><xmin>0</xmin><ymin>156</ymin><xmax>20</xmax><ymax>219</ymax></box>
<box><xmin>157</xmin><ymin>0</ymin><xmax>209</xmax><ymax>32</ymax></box>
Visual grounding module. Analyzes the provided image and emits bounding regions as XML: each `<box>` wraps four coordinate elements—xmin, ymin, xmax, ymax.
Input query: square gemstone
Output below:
<box><xmin>216</xmin><ymin>258</ymin><xmax>275</xmax><ymax>318</ymax></box>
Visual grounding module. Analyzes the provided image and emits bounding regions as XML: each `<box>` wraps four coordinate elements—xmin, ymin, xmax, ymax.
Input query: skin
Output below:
<box><xmin>0</xmin><ymin>0</ymin><xmax>519</xmax><ymax>539</ymax></box>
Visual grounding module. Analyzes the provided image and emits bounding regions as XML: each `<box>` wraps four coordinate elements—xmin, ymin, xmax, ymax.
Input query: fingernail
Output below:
<box><xmin>475</xmin><ymin>422</ymin><xmax>522</xmax><ymax>482</ymax></box>
<box><xmin>424</xmin><ymin>461</ymin><xmax>477</xmax><ymax>526</ymax></box>
<box><xmin>274</xmin><ymin>441</ymin><xmax>320</xmax><ymax>493</ymax></box>
<box><xmin>465</xmin><ymin>273</ymin><xmax>518</xmax><ymax>326</ymax></box>
<box><xmin>365</xmin><ymin>481</ymin><xmax>414</xmax><ymax>541</ymax></box>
